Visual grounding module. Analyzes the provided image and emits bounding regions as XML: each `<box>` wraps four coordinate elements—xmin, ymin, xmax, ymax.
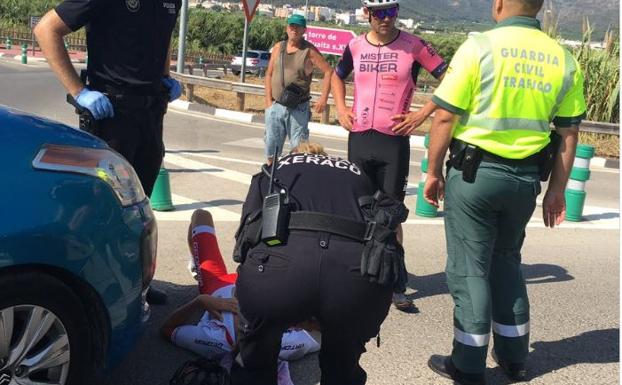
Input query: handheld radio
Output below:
<box><xmin>261</xmin><ymin>146</ymin><xmax>290</xmax><ymax>246</ymax></box>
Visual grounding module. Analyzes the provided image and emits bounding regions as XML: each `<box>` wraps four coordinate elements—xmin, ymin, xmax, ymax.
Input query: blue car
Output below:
<box><xmin>0</xmin><ymin>106</ymin><xmax>157</xmax><ymax>385</ymax></box>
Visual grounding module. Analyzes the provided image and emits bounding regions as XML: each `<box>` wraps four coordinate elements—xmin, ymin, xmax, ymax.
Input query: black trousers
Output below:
<box><xmin>91</xmin><ymin>102</ymin><xmax>166</xmax><ymax>196</ymax></box>
<box><xmin>232</xmin><ymin>231</ymin><xmax>393</xmax><ymax>385</ymax></box>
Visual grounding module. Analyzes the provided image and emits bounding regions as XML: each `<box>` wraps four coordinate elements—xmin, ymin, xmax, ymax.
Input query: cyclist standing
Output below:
<box><xmin>331</xmin><ymin>0</ymin><xmax>448</xmax><ymax>312</ymax></box>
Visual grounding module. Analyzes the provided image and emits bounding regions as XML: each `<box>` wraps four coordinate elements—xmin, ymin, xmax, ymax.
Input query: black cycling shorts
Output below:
<box><xmin>348</xmin><ymin>130</ymin><xmax>410</xmax><ymax>201</ymax></box>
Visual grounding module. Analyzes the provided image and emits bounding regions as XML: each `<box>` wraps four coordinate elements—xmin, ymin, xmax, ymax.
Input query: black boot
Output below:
<box><xmin>146</xmin><ymin>286</ymin><xmax>167</xmax><ymax>305</ymax></box>
<box><xmin>491</xmin><ymin>350</ymin><xmax>527</xmax><ymax>382</ymax></box>
<box><xmin>428</xmin><ymin>355</ymin><xmax>486</xmax><ymax>385</ymax></box>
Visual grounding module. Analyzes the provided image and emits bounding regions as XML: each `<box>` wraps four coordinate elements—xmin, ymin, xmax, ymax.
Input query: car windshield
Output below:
<box><xmin>237</xmin><ymin>52</ymin><xmax>260</xmax><ymax>58</ymax></box>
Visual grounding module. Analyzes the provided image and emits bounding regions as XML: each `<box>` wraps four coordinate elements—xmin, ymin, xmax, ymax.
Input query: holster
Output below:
<box><xmin>447</xmin><ymin>140</ymin><xmax>483</xmax><ymax>183</ymax></box>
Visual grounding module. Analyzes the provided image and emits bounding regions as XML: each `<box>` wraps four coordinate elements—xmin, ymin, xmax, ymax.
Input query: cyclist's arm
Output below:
<box><xmin>331</xmin><ymin>44</ymin><xmax>354</xmax><ymax>112</ymax></box>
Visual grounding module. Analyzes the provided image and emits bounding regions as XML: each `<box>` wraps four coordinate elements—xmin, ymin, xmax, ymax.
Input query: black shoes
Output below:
<box><xmin>392</xmin><ymin>292</ymin><xmax>419</xmax><ymax>313</ymax></box>
<box><xmin>428</xmin><ymin>355</ymin><xmax>486</xmax><ymax>385</ymax></box>
<box><xmin>491</xmin><ymin>350</ymin><xmax>528</xmax><ymax>382</ymax></box>
<box><xmin>146</xmin><ymin>286</ymin><xmax>167</xmax><ymax>305</ymax></box>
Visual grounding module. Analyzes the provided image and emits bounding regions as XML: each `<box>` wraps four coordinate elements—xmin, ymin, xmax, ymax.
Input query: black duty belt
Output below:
<box><xmin>288</xmin><ymin>211</ymin><xmax>391</xmax><ymax>242</ymax></box>
<box><xmin>91</xmin><ymin>84</ymin><xmax>168</xmax><ymax>109</ymax></box>
<box><xmin>450</xmin><ymin>139</ymin><xmax>540</xmax><ymax>167</ymax></box>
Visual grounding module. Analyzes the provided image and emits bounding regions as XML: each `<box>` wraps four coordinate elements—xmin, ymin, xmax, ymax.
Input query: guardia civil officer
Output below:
<box><xmin>423</xmin><ymin>0</ymin><xmax>586</xmax><ymax>384</ymax></box>
<box><xmin>34</xmin><ymin>0</ymin><xmax>183</xmax><ymax>304</ymax></box>
<box><xmin>230</xmin><ymin>142</ymin><xmax>409</xmax><ymax>385</ymax></box>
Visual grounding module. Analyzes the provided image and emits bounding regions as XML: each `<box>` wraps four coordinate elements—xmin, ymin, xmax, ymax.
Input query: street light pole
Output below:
<box><xmin>176</xmin><ymin>0</ymin><xmax>189</xmax><ymax>73</ymax></box>
<box><xmin>240</xmin><ymin>17</ymin><xmax>249</xmax><ymax>83</ymax></box>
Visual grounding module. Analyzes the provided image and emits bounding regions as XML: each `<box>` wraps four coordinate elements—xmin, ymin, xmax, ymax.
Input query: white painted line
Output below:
<box><xmin>223</xmin><ymin>137</ymin><xmax>265</xmax><ymax>150</ymax></box>
<box><xmin>154</xmin><ymin>194</ymin><xmax>240</xmax><ymax>222</ymax></box>
<box><xmin>163</xmin><ymin>153</ymin><xmax>252</xmax><ymax>185</ymax></box>
<box><xmin>173</xmin><ymin>151</ymin><xmax>264</xmax><ymax>166</ymax></box>
<box><xmin>169</xmin><ymin>108</ymin><xmax>263</xmax><ymax>130</ymax></box>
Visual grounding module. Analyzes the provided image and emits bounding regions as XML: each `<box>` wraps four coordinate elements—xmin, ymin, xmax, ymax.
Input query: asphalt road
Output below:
<box><xmin>1</xmin><ymin>60</ymin><xmax>619</xmax><ymax>385</ymax></box>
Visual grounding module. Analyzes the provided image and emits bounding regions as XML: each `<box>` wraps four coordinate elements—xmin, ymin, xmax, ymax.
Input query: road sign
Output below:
<box><xmin>304</xmin><ymin>26</ymin><xmax>357</xmax><ymax>56</ymax></box>
<box><xmin>29</xmin><ymin>16</ymin><xmax>41</xmax><ymax>29</ymax></box>
<box><xmin>241</xmin><ymin>0</ymin><xmax>260</xmax><ymax>22</ymax></box>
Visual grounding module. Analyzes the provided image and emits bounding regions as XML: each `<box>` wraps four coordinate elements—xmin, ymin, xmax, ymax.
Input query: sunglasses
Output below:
<box><xmin>369</xmin><ymin>6</ymin><xmax>398</xmax><ymax>19</ymax></box>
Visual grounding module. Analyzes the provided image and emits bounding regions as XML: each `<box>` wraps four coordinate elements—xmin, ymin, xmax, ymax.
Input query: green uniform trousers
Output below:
<box><xmin>444</xmin><ymin>161</ymin><xmax>541</xmax><ymax>374</ymax></box>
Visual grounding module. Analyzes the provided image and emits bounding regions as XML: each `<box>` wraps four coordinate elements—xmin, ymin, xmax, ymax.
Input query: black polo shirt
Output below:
<box><xmin>56</xmin><ymin>0</ymin><xmax>180</xmax><ymax>91</ymax></box>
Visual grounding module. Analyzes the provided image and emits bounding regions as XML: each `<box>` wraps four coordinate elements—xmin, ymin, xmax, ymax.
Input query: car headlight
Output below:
<box><xmin>33</xmin><ymin>144</ymin><xmax>146</xmax><ymax>207</ymax></box>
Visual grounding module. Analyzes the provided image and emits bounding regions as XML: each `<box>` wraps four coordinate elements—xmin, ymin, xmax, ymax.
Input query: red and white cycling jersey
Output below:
<box><xmin>335</xmin><ymin>31</ymin><xmax>447</xmax><ymax>136</ymax></box>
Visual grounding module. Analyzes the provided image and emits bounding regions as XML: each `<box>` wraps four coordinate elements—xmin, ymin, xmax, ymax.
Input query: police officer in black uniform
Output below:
<box><xmin>34</xmin><ymin>0</ymin><xmax>182</xmax><ymax>197</ymax></box>
<box><xmin>231</xmin><ymin>143</ymin><xmax>408</xmax><ymax>385</ymax></box>
<box><xmin>34</xmin><ymin>0</ymin><xmax>182</xmax><ymax>304</ymax></box>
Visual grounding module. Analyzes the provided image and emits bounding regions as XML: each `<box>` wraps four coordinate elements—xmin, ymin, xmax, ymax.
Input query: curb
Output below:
<box><xmin>4</xmin><ymin>54</ymin><xmax>84</xmax><ymax>64</ymax></box>
<box><xmin>169</xmin><ymin>99</ymin><xmax>427</xmax><ymax>149</ymax></box>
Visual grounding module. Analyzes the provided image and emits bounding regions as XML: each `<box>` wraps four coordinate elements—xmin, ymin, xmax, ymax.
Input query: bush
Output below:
<box><xmin>574</xmin><ymin>22</ymin><xmax>619</xmax><ymax>123</ymax></box>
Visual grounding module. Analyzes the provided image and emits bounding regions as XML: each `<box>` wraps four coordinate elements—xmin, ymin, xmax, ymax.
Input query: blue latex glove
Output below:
<box><xmin>75</xmin><ymin>88</ymin><xmax>114</xmax><ymax>119</ymax></box>
<box><xmin>162</xmin><ymin>76</ymin><xmax>182</xmax><ymax>102</ymax></box>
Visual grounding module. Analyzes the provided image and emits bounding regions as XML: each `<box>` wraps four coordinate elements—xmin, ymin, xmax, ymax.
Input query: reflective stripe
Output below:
<box><xmin>459</xmin><ymin>115</ymin><xmax>549</xmax><ymax>132</ymax></box>
<box><xmin>492</xmin><ymin>321</ymin><xmax>530</xmax><ymax>338</ymax></box>
<box><xmin>567</xmin><ymin>179</ymin><xmax>586</xmax><ymax>191</ymax></box>
<box><xmin>573</xmin><ymin>157</ymin><xmax>590</xmax><ymax>169</ymax></box>
<box><xmin>550</xmin><ymin>49</ymin><xmax>578</xmax><ymax>121</ymax></box>
<box><xmin>454</xmin><ymin>327</ymin><xmax>490</xmax><ymax>347</ymax></box>
<box><xmin>472</xmin><ymin>34</ymin><xmax>495</xmax><ymax>114</ymax></box>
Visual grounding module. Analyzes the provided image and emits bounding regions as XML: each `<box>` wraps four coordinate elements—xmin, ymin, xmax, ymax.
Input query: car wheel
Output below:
<box><xmin>0</xmin><ymin>273</ymin><xmax>94</xmax><ymax>385</ymax></box>
<box><xmin>232</xmin><ymin>70</ymin><xmax>240</xmax><ymax>76</ymax></box>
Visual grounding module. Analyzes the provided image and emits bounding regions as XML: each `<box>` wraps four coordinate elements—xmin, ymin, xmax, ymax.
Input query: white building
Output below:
<box><xmin>293</xmin><ymin>9</ymin><xmax>315</xmax><ymax>21</ymax></box>
<box><xmin>336</xmin><ymin>12</ymin><xmax>356</xmax><ymax>25</ymax></box>
<box><xmin>397</xmin><ymin>18</ymin><xmax>416</xmax><ymax>29</ymax></box>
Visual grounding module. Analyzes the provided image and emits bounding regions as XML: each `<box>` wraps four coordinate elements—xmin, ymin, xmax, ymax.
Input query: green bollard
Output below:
<box><xmin>150</xmin><ymin>167</ymin><xmax>174</xmax><ymax>211</ymax></box>
<box><xmin>21</xmin><ymin>44</ymin><xmax>27</xmax><ymax>64</ymax></box>
<box><xmin>565</xmin><ymin>144</ymin><xmax>595</xmax><ymax>222</ymax></box>
<box><xmin>415</xmin><ymin>133</ymin><xmax>438</xmax><ymax>217</ymax></box>
<box><xmin>6</xmin><ymin>37</ymin><xmax>11</xmax><ymax>50</ymax></box>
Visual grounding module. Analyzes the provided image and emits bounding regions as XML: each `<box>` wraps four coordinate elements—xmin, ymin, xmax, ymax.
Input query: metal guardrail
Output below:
<box><xmin>0</xmin><ymin>28</ymin><xmax>87</xmax><ymax>52</ymax></box>
<box><xmin>171</xmin><ymin>70</ymin><xmax>620</xmax><ymax>135</ymax></box>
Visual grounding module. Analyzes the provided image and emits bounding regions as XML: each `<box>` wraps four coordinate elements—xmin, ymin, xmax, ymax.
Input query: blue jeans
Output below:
<box><xmin>264</xmin><ymin>101</ymin><xmax>310</xmax><ymax>158</ymax></box>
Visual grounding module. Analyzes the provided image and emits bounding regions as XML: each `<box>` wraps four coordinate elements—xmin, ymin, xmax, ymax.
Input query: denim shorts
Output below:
<box><xmin>264</xmin><ymin>101</ymin><xmax>311</xmax><ymax>158</ymax></box>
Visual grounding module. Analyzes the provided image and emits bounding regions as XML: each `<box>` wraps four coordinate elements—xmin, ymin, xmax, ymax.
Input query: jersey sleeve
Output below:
<box><xmin>432</xmin><ymin>38</ymin><xmax>479</xmax><ymax>115</ymax></box>
<box><xmin>416</xmin><ymin>39</ymin><xmax>448</xmax><ymax>79</ymax></box>
<box><xmin>55</xmin><ymin>0</ymin><xmax>105</xmax><ymax>31</ymax></box>
<box><xmin>335</xmin><ymin>44</ymin><xmax>354</xmax><ymax>80</ymax></box>
<box><xmin>553</xmin><ymin>54</ymin><xmax>587</xmax><ymax>127</ymax></box>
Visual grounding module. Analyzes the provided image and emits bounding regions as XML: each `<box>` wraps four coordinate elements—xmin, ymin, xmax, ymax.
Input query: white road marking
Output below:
<box><xmin>172</xmin><ymin>151</ymin><xmax>264</xmax><ymax>166</ymax></box>
<box><xmin>164</xmin><ymin>153</ymin><xmax>253</xmax><ymax>185</ymax></box>
<box><xmin>157</xmin><ymin>153</ymin><xmax>618</xmax><ymax>229</ymax></box>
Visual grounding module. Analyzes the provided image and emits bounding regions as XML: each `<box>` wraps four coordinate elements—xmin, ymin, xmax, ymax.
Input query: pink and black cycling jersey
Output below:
<box><xmin>335</xmin><ymin>31</ymin><xmax>447</xmax><ymax>135</ymax></box>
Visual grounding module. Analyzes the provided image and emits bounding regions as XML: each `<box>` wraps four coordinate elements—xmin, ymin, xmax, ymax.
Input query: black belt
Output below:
<box><xmin>288</xmin><ymin>211</ymin><xmax>391</xmax><ymax>242</ymax></box>
<box><xmin>91</xmin><ymin>84</ymin><xmax>168</xmax><ymax>109</ymax></box>
<box><xmin>450</xmin><ymin>139</ymin><xmax>540</xmax><ymax>167</ymax></box>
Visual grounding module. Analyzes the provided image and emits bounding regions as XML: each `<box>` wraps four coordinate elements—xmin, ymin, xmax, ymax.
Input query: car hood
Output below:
<box><xmin>0</xmin><ymin>105</ymin><xmax>107</xmax><ymax>154</ymax></box>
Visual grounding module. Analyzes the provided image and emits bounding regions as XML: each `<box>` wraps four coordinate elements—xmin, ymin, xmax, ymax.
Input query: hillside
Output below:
<box><xmin>265</xmin><ymin>0</ymin><xmax>619</xmax><ymax>38</ymax></box>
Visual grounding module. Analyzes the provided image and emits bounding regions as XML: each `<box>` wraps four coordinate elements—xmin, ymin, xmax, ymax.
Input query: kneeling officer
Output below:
<box><xmin>231</xmin><ymin>142</ymin><xmax>409</xmax><ymax>385</ymax></box>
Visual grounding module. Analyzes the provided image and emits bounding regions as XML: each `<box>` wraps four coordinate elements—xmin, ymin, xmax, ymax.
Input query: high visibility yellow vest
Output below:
<box><xmin>433</xmin><ymin>17</ymin><xmax>587</xmax><ymax>159</ymax></box>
